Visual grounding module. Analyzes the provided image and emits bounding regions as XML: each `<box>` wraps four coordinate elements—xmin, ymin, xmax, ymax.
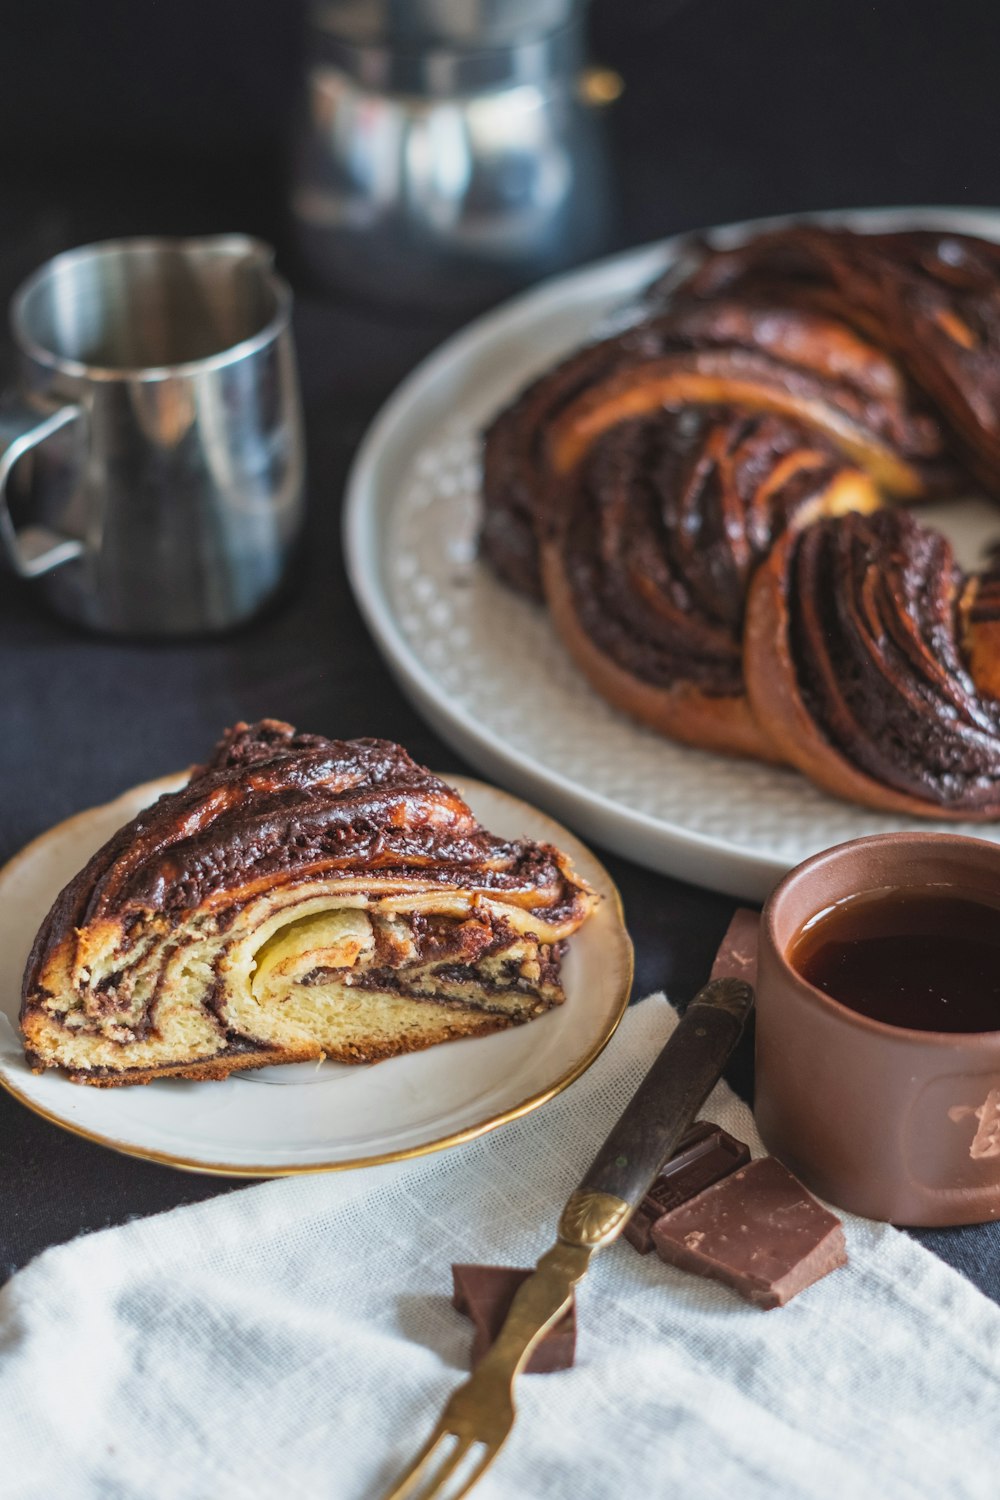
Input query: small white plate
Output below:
<box><xmin>0</xmin><ymin>775</ymin><xmax>632</xmax><ymax>1176</ymax></box>
<box><xmin>344</xmin><ymin>206</ymin><xmax>1000</xmax><ymax>900</ymax></box>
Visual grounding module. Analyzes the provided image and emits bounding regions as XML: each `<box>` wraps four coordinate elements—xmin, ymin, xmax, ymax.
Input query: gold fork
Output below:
<box><xmin>380</xmin><ymin>976</ymin><xmax>754</xmax><ymax>1500</ymax></box>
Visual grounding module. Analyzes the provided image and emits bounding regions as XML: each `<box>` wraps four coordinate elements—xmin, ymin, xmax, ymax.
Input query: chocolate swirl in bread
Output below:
<box><xmin>482</xmin><ymin>293</ymin><xmax>954</xmax><ymax>603</ymax></box>
<box><xmin>543</xmin><ymin>300</ymin><xmax>951</xmax><ymax>496</ymax></box>
<box><xmin>482</xmin><ymin>319</ymin><xmax>694</xmax><ymax>601</ymax></box>
<box><xmin>744</xmin><ymin>510</ymin><xmax>1000</xmax><ymax>817</ymax></box>
<box><xmin>482</xmin><ymin>332</ymin><xmax>645</xmax><ymax>599</ymax></box>
<box><xmin>541</xmin><ymin>406</ymin><xmax>878</xmax><ymax>758</ymax></box>
<box><xmin>21</xmin><ymin>721</ymin><xmax>596</xmax><ymax>1085</ymax></box>
<box><xmin>668</xmin><ymin>225</ymin><xmax>1000</xmax><ymax>494</ymax></box>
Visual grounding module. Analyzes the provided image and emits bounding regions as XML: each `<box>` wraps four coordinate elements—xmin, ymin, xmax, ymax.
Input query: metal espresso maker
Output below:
<box><xmin>291</xmin><ymin>0</ymin><xmax>613</xmax><ymax>312</ymax></box>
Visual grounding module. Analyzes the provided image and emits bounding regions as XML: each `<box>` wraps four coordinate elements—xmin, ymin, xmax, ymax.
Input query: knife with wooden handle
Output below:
<box><xmin>463</xmin><ymin>977</ymin><xmax>753</xmax><ymax>1380</ymax></box>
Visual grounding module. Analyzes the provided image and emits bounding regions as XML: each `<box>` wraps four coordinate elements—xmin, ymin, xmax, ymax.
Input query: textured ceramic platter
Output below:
<box><xmin>345</xmin><ymin>206</ymin><xmax>1000</xmax><ymax>900</ymax></box>
<box><xmin>0</xmin><ymin>775</ymin><xmax>631</xmax><ymax>1176</ymax></box>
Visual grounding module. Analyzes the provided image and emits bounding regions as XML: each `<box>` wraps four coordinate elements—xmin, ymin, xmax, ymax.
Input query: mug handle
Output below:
<box><xmin>0</xmin><ymin>397</ymin><xmax>83</xmax><ymax>577</ymax></box>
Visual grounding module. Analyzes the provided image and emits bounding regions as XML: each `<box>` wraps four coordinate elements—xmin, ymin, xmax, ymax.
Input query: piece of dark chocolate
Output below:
<box><xmin>451</xmin><ymin>1265</ymin><xmax>576</xmax><ymax>1372</ymax></box>
<box><xmin>711</xmin><ymin>907</ymin><xmax>760</xmax><ymax>986</ymax></box>
<box><xmin>650</xmin><ymin>1156</ymin><xmax>847</xmax><ymax>1309</ymax></box>
<box><xmin>623</xmin><ymin>1122</ymin><xmax>752</xmax><ymax>1254</ymax></box>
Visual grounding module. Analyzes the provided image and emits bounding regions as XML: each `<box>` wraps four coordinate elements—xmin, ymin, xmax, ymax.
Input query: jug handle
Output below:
<box><xmin>0</xmin><ymin>398</ymin><xmax>83</xmax><ymax>577</ymax></box>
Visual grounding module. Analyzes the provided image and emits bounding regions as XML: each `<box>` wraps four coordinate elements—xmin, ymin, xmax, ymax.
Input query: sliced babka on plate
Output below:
<box><xmin>21</xmin><ymin>721</ymin><xmax>596</xmax><ymax>1085</ymax></box>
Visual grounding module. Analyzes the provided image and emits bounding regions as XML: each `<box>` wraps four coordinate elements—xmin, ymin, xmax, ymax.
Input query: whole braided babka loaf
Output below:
<box><xmin>481</xmin><ymin>224</ymin><xmax>1000</xmax><ymax>818</ymax></box>
<box><xmin>21</xmin><ymin>721</ymin><xmax>595</xmax><ymax>1085</ymax></box>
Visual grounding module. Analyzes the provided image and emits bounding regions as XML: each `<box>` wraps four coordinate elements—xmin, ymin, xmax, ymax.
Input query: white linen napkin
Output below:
<box><xmin>1</xmin><ymin>995</ymin><xmax>997</xmax><ymax>1500</ymax></box>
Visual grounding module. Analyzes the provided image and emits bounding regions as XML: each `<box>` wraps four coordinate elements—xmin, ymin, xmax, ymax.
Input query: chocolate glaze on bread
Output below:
<box><xmin>542</xmin><ymin>404</ymin><xmax>878</xmax><ymax>758</ymax></box>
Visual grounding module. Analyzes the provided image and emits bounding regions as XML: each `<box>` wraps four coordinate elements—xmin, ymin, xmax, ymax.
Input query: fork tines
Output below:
<box><xmin>382</xmin><ymin>1426</ymin><xmax>501</xmax><ymax>1500</ymax></box>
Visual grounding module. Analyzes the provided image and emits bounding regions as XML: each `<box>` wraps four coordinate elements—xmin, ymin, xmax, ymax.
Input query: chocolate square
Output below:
<box><xmin>623</xmin><ymin>1122</ymin><xmax>752</xmax><ymax>1254</ymax></box>
<box><xmin>650</xmin><ymin>1156</ymin><xmax>847</xmax><ymax>1309</ymax></box>
<box><xmin>451</xmin><ymin>1264</ymin><xmax>576</xmax><ymax>1372</ymax></box>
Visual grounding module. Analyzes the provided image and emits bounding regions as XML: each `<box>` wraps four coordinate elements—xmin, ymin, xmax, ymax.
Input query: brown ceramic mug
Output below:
<box><xmin>755</xmin><ymin>833</ymin><xmax>1000</xmax><ymax>1226</ymax></box>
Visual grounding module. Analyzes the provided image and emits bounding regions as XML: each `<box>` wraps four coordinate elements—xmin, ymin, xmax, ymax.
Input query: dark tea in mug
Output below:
<box><xmin>788</xmin><ymin>889</ymin><xmax>1000</xmax><ymax>1034</ymax></box>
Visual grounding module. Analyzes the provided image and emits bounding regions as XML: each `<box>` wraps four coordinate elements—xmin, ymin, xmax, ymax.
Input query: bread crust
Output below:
<box><xmin>22</xmin><ymin>1009</ymin><xmax>521</xmax><ymax>1086</ymax></box>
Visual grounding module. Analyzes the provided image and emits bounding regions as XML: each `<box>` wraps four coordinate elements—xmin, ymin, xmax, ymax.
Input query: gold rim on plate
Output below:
<box><xmin>0</xmin><ymin>773</ymin><xmax>634</xmax><ymax>1177</ymax></box>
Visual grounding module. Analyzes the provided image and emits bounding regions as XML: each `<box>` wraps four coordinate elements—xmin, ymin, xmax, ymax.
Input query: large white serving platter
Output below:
<box><xmin>344</xmin><ymin>206</ymin><xmax>1000</xmax><ymax>900</ymax></box>
<box><xmin>0</xmin><ymin>776</ymin><xmax>631</xmax><ymax>1176</ymax></box>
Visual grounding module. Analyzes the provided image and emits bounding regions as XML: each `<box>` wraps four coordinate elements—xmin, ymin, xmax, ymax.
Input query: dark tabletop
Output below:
<box><xmin>1</xmin><ymin>0</ymin><xmax>999</xmax><ymax>1299</ymax></box>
